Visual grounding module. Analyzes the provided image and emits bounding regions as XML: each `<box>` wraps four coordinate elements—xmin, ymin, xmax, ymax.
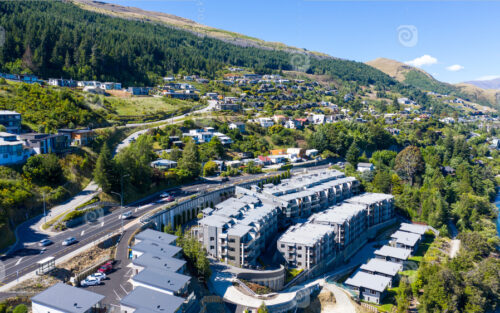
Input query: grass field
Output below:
<box><xmin>107</xmin><ymin>96</ymin><xmax>197</xmax><ymax>116</ymax></box>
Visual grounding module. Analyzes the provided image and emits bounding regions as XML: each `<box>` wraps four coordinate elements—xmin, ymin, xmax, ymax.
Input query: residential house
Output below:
<box><xmin>305</xmin><ymin>149</ymin><xmax>319</xmax><ymax>158</ymax></box>
<box><xmin>0</xmin><ymin>132</ymin><xmax>30</xmax><ymax>165</ymax></box>
<box><xmin>0</xmin><ymin>110</ymin><xmax>21</xmax><ymax>134</ymax></box>
<box><xmin>359</xmin><ymin>259</ymin><xmax>402</xmax><ymax>287</ymax></box>
<box><xmin>229</xmin><ymin>122</ymin><xmax>246</xmax><ymax>133</ymax></box>
<box><xmin>31</xmin><ymin>283</ymin><xmax>105</xmax><ymax>313</ymax></box>
<box><xmin>357</xmin><ymin>163</ymin><xmax>374</xmax><ymax>172</ymax></box>
<box><xmin>20</xmin><ymin>133</ymin><xmax>70</xmax><ymax>154</ymax></box>
<box><xmin>48</xmin><ymin>78</ymin><xmax>77</xmax><ymax>88</ymax></box>
<box><xmin>390</xmin><ymin>230</ymin><xmax>421</xmax><ymax>254</ymax></box>
<box><xmin>398</xmin><ymin>223</ymin><xmax>429</xmax><ymax>237</ymax></box>
<box><xmin>345</xmin><ymin>271</ymin><xmax>391</xmax><ymax>304</ymax></box>
<box><xmin>150</xmin><ymin>159</ymin><xmax>177</xmax><ymax>170</ymax></box>
<box><xmin>58</xmin><ymin>129</ymin><xmax>95</xmax><ymax>146</ymax></box>
<box><xmin>127</xmin><ymin>87</ymin><xmax>150</xmax><ymax>96</ymax></box>
<box><xmin>120</xmin><ymin>287</ymin><xmax>184</xmax><ymax>313</ymax></box>
<box><xmin>131</xmin><ymin>253</ymin><xmax>186</xmax><ymax>275</ymax></box>
<box><xmin>257</xmin><ymin>117</ymin><xmax>274</xmax><ymax>128</ymax></box>
<box><xmin>131</xmin><ymin>267</ymin><xmax>190</xmax><ymax>297</ymax></box>
<box><xmin>131</xmin><ymin>240</ymin><xmax>183</xmax><ymax>259</ymax></box>
<box><xmin>374</xmin><ymin>246</ymin><xmax>411</xmax><ymax>266</ymax></box>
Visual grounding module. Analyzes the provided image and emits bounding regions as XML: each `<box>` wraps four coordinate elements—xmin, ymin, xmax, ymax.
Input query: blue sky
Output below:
<box><xmin>103</xmin><ymin>0</ymin><xmax>500</xmax><ymax>84</ymax></box>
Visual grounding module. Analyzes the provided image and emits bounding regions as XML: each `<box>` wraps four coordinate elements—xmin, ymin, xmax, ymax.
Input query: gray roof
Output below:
<box><xmin>360</xmin><ymin>259</ymin><xmax>402</xmax><ymax>277</ymax></box>
<box><xmin>198</xmin><ymin>214</ymin><xmax>232</xmax><ymax>228</ymax></box>
<box><xmin>227</xmin><ymin>224</ymin><xmax>253</xmax><ymax>237</ymax></box>
<box><xmin>135</xmin><ymin>229</ymin><xmax>177</xmax><ymax>246</ymax></box>
<box><xmin>391</xmin><ymin>230</ymin><xmax>420</xmax><ymax>247</ymax></box>
<box><xmin>347</xmin><ymin>193</ymin><xmax>394</xmax><ymax>205</ymax></box>
<box><xmin>345</xmin><ymin>271</ymin><xmax>391</xmax><ymax>292</ymax></box>
<box><xmin>399</xmin><ymin>223</ymin><xmax>428</xmax><ymax>235</ymax></box>
<box><xmin>132</xmin><ymin>240</ymin><xmax>182</xmax><ymax>258</ymax></box>
<box><xmin>278</xmin><ymin>222</ymin><xmax>334</xmax><ymax>246</ymax></box>
<box><xmin>31</xmin><ymin>283</ymin><xmax>104</xmax><ymax>313</ymax></box>
<box><xmin>374</xmin><ymin>245</ymin><xmax>411</xmax><ymax>260</ymax></box>
<box><xmin>132</xmin><ymin>253</ymin><xmax>186</xmax><ymax>273</ymax></box>
<box><xmin>132</xmin><ymin>268</ymin><xmax>190</xmax><ymax>293</ymax></box>
<box><xmin>120</xmin><ymin>287</ymin><xmax>184</xmax><ymax>313</ymax></box>
<box><xmin>310</xmin><ymin>203</ymin><xmax>366</xmax><ymax>225</ymax></box>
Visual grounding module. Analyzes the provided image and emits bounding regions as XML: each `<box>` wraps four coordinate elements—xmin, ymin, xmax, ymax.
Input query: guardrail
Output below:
<box><xmin>77</xmin><ymin>201</ymin><xmax>118</xmax><ymax>211</ymax></box>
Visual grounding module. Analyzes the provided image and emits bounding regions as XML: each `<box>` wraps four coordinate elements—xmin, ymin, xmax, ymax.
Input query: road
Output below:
<box><xmin>0</xmin><ymin>163</ymin><xmax>330</xmax><ymax>292</ymax></box>
<box><xmin>114</xmin><ymin>100</ymin><xmax>216</xmax><ymax>155</ymax></box>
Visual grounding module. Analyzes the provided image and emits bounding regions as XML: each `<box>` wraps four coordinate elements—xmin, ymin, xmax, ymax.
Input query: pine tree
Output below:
<box><xmin>93</xmin><ymin>145</ymin><xmax>117</xmax><ymax>193</ymax></box>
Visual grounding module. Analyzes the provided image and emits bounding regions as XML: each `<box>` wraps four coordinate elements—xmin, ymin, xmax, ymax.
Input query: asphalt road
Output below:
<box><xmin>0</xmin><ymin>164</ymin><xmax>329</xmax><ymax>289</ymax></box>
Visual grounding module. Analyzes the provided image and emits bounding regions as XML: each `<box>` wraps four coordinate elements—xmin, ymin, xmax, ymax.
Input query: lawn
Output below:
<box><xmin>285</xmin><ymin>268</ymin><xmax>304</xmax><ymax>284</ymax></box>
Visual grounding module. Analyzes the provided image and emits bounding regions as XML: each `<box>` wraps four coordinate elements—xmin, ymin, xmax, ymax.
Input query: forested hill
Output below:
<box><xmin>0</xmin><ymin>0</ymin><xmax>407</xmax><ymax>91</ymax></box>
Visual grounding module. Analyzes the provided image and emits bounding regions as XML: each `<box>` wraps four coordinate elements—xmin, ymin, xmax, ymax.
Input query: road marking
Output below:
<box><xmin>120</xmin><ymin>284</ymin><xmax>128</xmax><ymax>294</ymax></box>
<box><xmin>113</xmin><ymin>289</ymin><xmax>121</xmax><ymax>301</ymax></box>
<box><xmin>15</xmin><ymin>258</ymin><xmax>23</xmax><ymax>266</ymax></box>
<box><xmin>81</xmin><ymin>230</ymin><xmax>85</xmax><ymax>236</ymax></box>
<box><xmin>101</xmin><ymin>221</ymin><xmax>104</xmax><ymax>227</ymax></box>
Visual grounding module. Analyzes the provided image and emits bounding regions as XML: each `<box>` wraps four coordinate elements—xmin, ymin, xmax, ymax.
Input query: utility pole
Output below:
<box><xmin>43</xmin><ymin>192</ymin><xmax>46</xmax><ymax>224</ymax></box>
<box><xmin>113</xmin><ymin>173</ymin><xmax>130</xmax><ymax>233</ymax></box>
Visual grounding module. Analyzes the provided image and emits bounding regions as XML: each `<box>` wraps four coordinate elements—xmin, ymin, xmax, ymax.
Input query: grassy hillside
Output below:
<box><xmin>368</xmin><ymin>58</ymin><xmax>499</xmax><ymax>109</ymax></box>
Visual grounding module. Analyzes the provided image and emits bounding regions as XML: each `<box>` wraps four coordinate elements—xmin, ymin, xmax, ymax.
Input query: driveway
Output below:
<box><xmin>321</xmin><ymin>283</ymin><xmax>356</xmax><ymax>313</ymax></box>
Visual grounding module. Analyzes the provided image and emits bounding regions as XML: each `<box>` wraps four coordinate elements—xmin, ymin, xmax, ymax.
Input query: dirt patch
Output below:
<box><xmin>304</xmin><ymin>289</ymin><xmax>337</xmax><ymax>313</ymax></box>
<box><xmin>7</xmin><ymin>245</ymin><xmax>114</xmax><ymax>295</ymax></box>
<box><xmin>107</xmin><ymin>89</ymin><xmax>131</xmax><ymax>98</ymax></box>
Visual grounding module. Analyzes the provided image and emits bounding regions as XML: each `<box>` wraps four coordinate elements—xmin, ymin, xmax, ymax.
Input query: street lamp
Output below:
<box><xmin>111</xmin><ymin>173</ymin><xmax>130</xmax><ymax>233</ymax></box>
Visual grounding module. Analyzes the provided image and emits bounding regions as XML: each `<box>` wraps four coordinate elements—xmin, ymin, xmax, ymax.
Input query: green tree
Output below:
<box><xmin>346</xmin><ymin>142</ymin><xmax>360</xmax><ymax>167</ymax></box>
<box><xmin>394</xmin><ymin>146</ymin><xmax>424</xmax><ymax>185</ymax></box>
<box><xmin>93</xmin><ymin>145</ymin><xmax>118</xmax><ymax>193</ymax></box>
<box><xmin>257</xmin><ymin>302</ymin><xmax>269</xmax><ymax>313</ymax></box>
<box><xmin>178</xmin><ymin>139</ymin><xmax>201</xmax><ymax>178</ymax></box>
<box><xmin>12</xmin><ymin>304</ymin><xmax>27</xmax><ymax>313</ymax></box>
<box><xmin>203</xmin><ymin>161</ymin><xmax>218</xmax><ymax>177</ymax></box>
<box><xmin>396</xmin><ymin>276</ymin><xmax>412</xmax><ymax>313</ymax></box>
<box><xmin>23</xmin><ymin>154</ymin><xmax>64</xmax><ymax>186</ymax></box>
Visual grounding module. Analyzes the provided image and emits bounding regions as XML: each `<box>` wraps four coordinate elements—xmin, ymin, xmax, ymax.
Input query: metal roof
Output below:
<box><xmin>391</xmin><ymin>230</ymin><xmax>420</xmax><ymax>247</ymax></box>
<box><xmin>345</xmin><ymin>271</ymin><xmax>391</xmax><ymax>292</ymax></box>
<box><xmin>135</xmin><ymin>229</ymin><xmax>177</xmax><ymax>246</ymax></box>
<box><xmin>132</xmin><ymin>268</ymin><xmax>190</xmax><ymax>294</ymax></box>
<box><xmin>132</xmin><ymin>240</ymin><xmax>182</xmax><ymax>258</ymax></box>
<box><xmin>31</xmin><ymin>283</ymin><xmax>104</xmax><ymax>313</ymax></box>
<box><xmin>278</xmin><ymin>222</ymin><xmax>335</xmax><ymax>246</ymax></box>
<box><xmin>399</xmin><ymin>223</ymin><xmax>429</xmax><ymax>235</ymax></box>
<box><xmin>132</xmin><ymin>253</ymin><xmax>186</xmax><ymax>273</ymax></box>
<box><xmin>374</xmin><ymin>245</ymin><xmax>411</xmax><ymax>260</ymax></box>
<box><xmin>120</xmin><ymin>287</ymin><xmax>184</xmax><ymax>313</ymax></box>
<box><xmin>360</xmin><ymin>259</ymin><xmax>402</xmax><ymax>277</ymax></box>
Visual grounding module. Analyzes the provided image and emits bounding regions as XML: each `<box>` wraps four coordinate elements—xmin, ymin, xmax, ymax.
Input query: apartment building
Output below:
<box><xmin>261</xmin><ymin>169</ymin><xmax>360</xmax><ymax>220</ymax></box>
<box><xmin>0</xmin><ymin>110</ymin><xmax>21</xmax><ymax>134</ymax></box>
<box><xmin>197</xmin><ymin>195</ymin><xmax>279</xmax><ymax>267</ymax></box>
<box><xmin>309</xmin><ymin>202</ymin><xmax>367</xmax><ymax>249</ymax></box>
<box><xmin>346</xmin><ymin>193</ymin><xmax>395</xmax><ymax>227</ymax></box>
<box><xmin>277</xmin><ymin>222</ymin><xmax>336</xmax><ymax>270</ymax></box>
<box><xmin>0</xmin><ymin>132</ymin><xmax>30</xmax><ymax>165</ymax></box>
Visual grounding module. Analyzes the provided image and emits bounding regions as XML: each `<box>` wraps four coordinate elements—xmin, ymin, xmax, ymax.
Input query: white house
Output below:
<box><xmin>31</xmin><ymin>283</ymin><xmax>105</xmax><ymax>313</ymax></box>
<box><xmin>229</xmin><ymin>122</ymin><xmax>246</xmax><ymax>133</ymax></box>
<box><xmin>0</xmin><ymin>132</ymin><xmax>30</xmax><ymax>165</ymax></box>
<box><xmin>357</xmin><ymin>162</ymin><xmax>374</xmax><ymax>172</ymax></box>
<box><xmin>257</xmin><ymin>118</ymin><xmax>274</xmax><ymax>128</ymax></box>
<box><xmin>345</xmin><ymin>271</ymin><xmax>391</xmax><ymax>304</ymax></box>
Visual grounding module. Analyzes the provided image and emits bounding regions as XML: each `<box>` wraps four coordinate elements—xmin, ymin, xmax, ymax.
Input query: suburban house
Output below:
<box><xmin>359</xmin><ymin>258</ymin><xmax>402</xmax><ymax>287</ymax></box>
<box><xmin>215</xmin><ymin>102</ymin><xmax>240</xmax><ymax>112</ymax></box>
<box><xmin>31</xmin><ymin>283</ymin><xmax>105</xmax><ymax>313</ymax></box>
<box><xmin>345</xmin><ymin>271</ymin><xmax>391</xmax><ymax>304</ymax></box>
<box><xmin>150</xmin><ymin>159</ymin><xmax>177</xmax><ymax>170</ymax></box>
<box><xmin>131</xmin><ymin>253</ymin><xmax>186</xmax><ymax>275</ymax></box>
<box><xmin>305</xmin><ymin>149</ymin><xmax>319</xmax><ymax>158</ymax></box>
<box><xmin>58</xmin><ymin>129</ymin><xmax>95</xmax><ymax>146</ymax></box>
<box><xmin>374</xmin><ymin>246</ymin><xmax>411</xmax><ymax>265</ymax></box>
<box><xmin>48</xmin><ymin>78</ymin><xmax>77</xmax><ymax>88</ymax></box>
<box><xmin>20</xmin><ymin>133</ymin><xmax>70</xmax><ymax>154</ymax></box>
<box><xmin>390</xmin><ymin>230</ymin><xmax>421</xmax><ymax>253</ymax></box>
<box><xmin>399</xmin><ymin>223</ymin><xmax>429</xmax><ymax>237</ymax></box>
<box><xmin>229</xmin><ymin>122</ymin><xmax>246</xmax><ymax>133</ymax></box>
<box><xmin>120</xmin><ymin>287</ymin><xmax>184</xmax><ymax>313</ymax></box>
<box><xmin>0</xmin><ymin>132</ymin><xmax>30</xmax><ymax>165</ymax></box>
<box><xmin>127</xmin><ymin>87</ymin><xmax>150</xmax><ymax>96</ymax></box>
<box><xmin>0</xmin><ymin>110</ymin><xmax>21</xmax><ymax>134</ymax></box>
<box><xmin>131</xmin><ymin>267</ymin><xmax>191</xmax><ymax>296</ymax></box>
<box><xmin>131</xmin><ymin>240</ymin><xmax>183</xmax><ymax>259</ymax></box>
<box><xmin>357</xmin><ymin>162</ymin><xmax>374</xmax><ymax>172</ymax></box>
<box><xmin>257</xmin><ymin>117</ymin><xmax>274</xmax><ymax>128</ymax></box>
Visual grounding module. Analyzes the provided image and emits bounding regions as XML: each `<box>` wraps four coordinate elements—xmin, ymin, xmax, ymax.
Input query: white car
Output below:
<box><xmin>160</xmin><ymin>192</ymin><xmax>170</xmax><ymax>198</ymax></box>
<box><xmin>80</xmin><ymin>277</ymin><xmax>102</xmax><ymax>287</ymax></box>
<box><xmin>62</xmin><ymin>237</ymin><xmax>77</xmax><ymax>246</ymax></box>
<box><xmin>87</xmin><ymin>272</ymin><xmax>106</xmax><ymax>281</ymax></box>
<box><xmin>119</xmin><ymin>211</ymin><xmax>133</xmax><ymax>219</ymax></box>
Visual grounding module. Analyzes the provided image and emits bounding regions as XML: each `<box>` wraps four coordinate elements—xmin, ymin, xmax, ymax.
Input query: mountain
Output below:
<box><xmin>367</xmin><ymin>58</ymin><xmax>500</xmax><ymax>110</ymax></box>
<box><xmin>464</xmin><ymin>77</ymin><xmax>500</xmax><ymax>90</ymax></box>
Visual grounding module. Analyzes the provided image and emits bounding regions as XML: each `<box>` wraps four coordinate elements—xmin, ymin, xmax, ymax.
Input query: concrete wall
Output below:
<box><xmin>236</xmin><ymin>265</ymin><xmax>286</xmax><ymax>290</ymax></box>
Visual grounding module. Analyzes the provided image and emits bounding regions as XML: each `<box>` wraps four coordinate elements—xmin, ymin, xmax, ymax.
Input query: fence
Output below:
<box><xmin>361</xmin><ymin>302</ymin><xmax>380</xmax><ymax>312</ymax></box>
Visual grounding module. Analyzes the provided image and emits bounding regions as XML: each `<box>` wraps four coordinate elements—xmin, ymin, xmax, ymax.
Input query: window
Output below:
<box><xmin>210</xmin><ymin>246</ymin><xmax>214</xmax><ymax>250</ymax></box>
<box><xmin>297</xmin><ymin>254</ymin><xmax>302</xmax><ymax>258</ymax></box>
<box><xmin>297</xmin><ymin>262</ymin><xmax>302</xmax><ymax>266</ymax></box>
<box><xmin>298</xmin><ymin>246</ymin><xmax>302</xmax><ymax>250</ymax></box>
<box><xmin>281</xmin><ymin>244</ymin><xmax>285</xmax><ymax>248</ymax></box>
<box><xmin>210</xmin><ymin>237</ymin><xmax>215</xmax><ymax>241</ymax></box>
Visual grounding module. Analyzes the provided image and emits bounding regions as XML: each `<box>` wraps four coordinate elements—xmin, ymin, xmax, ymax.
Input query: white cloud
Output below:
<box><xmin>446</xmin><ymin>64</ymin><xmax>464</xmax><ymax>72</ymax></box>
<box><xmin>475</xmin><ymin>75</ymin><xmax>500</xmax><ymax>81</ymax></box>
<box><xmin>405</xmin><ymin>54</ymin><xmax>438</xmax><ymax>67</ymax></box>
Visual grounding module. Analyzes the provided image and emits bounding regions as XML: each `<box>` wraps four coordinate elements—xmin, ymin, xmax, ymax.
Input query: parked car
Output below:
<box><xmin>88</xmin><ymin>272</ymin><xmax>106</xmax><ymax>281</ymax></box>
<box><xmin>62</xmin><ymin>237</ymin><xmax>77</xmax><ymax>246</ymax></box>
<box><xmin>80</xmin><ymin>277</ymin><xmax>102</xmax><ymax>287</ymax></box>
<box><xmin>119</xmin><ymin>211</ymin><xmax>133</xmax><ymax>219</ymax></box>
<box><xmin>39</xmin><ymin>239</ymin><xmax>53</xmax><ymax>247</ymax></box>
<box><xmin>98</xmin><ymin>261</ymin><xmax>113</xmax><ymax>274</ymax></box>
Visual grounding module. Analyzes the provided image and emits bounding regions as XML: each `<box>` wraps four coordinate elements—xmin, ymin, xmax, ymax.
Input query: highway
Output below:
<box><xmin>0</xmin><ymin>164</ymin><xmax>329</xmax><ymax>290</ymax></box>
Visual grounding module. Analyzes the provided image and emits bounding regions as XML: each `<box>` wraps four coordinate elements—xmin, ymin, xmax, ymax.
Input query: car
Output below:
<box><xmin>39</xmin><ymin>239</ymin><xmax>53</xmax><ymax>247</ymax></box>
<box><xmin>80</xmin><ymin>277</ymin><xmax>102</xmax><ymax>287</ymax></box>
<box><xmin>160</xmin><ymin>192</ymin><xmax>170</xmax><ymax>198</ymax></box>
<box><xmin>119</xmin><ymin>211</ymin><xmax>133</xmax><ymax>219</ymax></box>
<box><xmin>62</xmin><ymin>237</ymin><xmax>77</xmax><ymax>246</ymax></box>
<box><xmin>87</xmin><ymin>272</ymin><xmax>106</xmax><ymax>281</ymax></box>
<box><xmin>220</xmin><ymin>176</ymin><xmax>229</xmax><ymax>182</ymax></box>
<box><xmin>98</xmin><ymin>261</ymin><xmax>113</xmax><ymax>274</ymax></box>
<box><xmin>165</xmin><ymin>195</ymin><xmax>175</xmax><ymax>202</ymax></box>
